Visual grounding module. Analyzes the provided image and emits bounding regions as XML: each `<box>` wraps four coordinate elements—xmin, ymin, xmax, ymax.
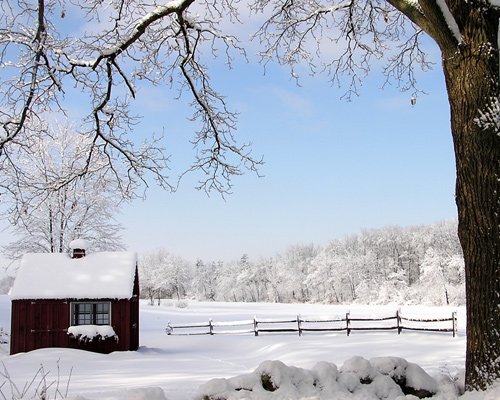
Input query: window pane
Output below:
<box><xmin>81</xmin><ymin>303</ymin><xmax>92</xmax><ymax>313</ymax></box>
<box><xmin>78</xmin><ymin>314</ymin><xmax>92</xmax><ymax>325</ymax></box>
<box><xmin>96</xmin><ymin>303</ymin><xmax>109</xmax><ymax>313</ymax></box>
<box><xmin>96</xmin><ymin>314</ymin><xmax>109</xmax><ymax>325</ymax></box>
<box><xmin>72</xmin><ymin>302</ymin><xmax>110</xmax><ymax>326</ymax></box>
<box><xmin>95</xmin><ymin>302</ymin><xmax>110</xmax><ymax>325</ymax></box>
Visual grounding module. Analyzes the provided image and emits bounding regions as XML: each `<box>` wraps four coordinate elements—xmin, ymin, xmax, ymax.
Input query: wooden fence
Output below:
<box><xmin>166</xmin><ymin>311</ymin><xmax>457</xmax><ymax>337</ymax></box>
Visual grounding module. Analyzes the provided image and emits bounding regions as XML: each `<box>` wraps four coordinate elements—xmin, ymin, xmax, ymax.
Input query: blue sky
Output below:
<box><xmin>116</xmin><ymin>44</ymin><xmax>457</xmax><ymax>262</ymax></box>
<box><xmin>0</xmin><ymin>9</ymin><xmax>458</xmax><ymax>265</ymax></box>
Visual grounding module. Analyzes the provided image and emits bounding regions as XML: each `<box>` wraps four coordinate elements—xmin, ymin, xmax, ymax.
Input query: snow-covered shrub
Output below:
<box><xmin>340</xmin><ymin>356</ymin><xmax>378</xmax><ymax>383</ymax></box>
<box><xmin>370</xmin><ymin>357</ymin><xmax>439</xmax><ymax>397</ymax></box>
<box><xmin>196</xmin><ymin>357</ymin><xmax>463</xmax><ymax>400</ymax></box>
<box><xmin>67</xmin><ymin>325</ymin><xmax>118</xmax><ymax>343</ymax></box>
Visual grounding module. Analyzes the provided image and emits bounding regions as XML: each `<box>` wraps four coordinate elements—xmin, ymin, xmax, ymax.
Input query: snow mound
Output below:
<box><xmin>370</xmin><ymin>357</ymin><xmax>438</xmax><ymax>394</ymax></box>
<box><xmin>196</xmin><ymin>357</ymin><xmax>459</xmax><ymax>399</ymax></box>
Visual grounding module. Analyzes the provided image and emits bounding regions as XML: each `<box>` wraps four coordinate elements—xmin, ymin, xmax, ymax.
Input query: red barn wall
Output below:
<box><xmin>10</xmin><ymin>300</ymin><xmax>70</xmax><ymax>354</ymax></box>
<box><xmin>10</xmin><ymin>295</ymin><xmax>139</xmax><ymax>355</ymax></box>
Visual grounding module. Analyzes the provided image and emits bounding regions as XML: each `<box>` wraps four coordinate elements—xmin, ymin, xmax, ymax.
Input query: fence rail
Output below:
<box><xmin>166</xmin><ymin>310</ymin><xmax>457</xmax><ymax>337</ymax></box>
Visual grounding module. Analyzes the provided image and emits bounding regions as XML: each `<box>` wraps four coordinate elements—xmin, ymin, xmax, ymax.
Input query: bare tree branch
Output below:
<box><xmin>250</xmin><ymin>0</ymin><xmax>431</xmax><ymax>98</ymax></box>
<box><xmin>0</xmin><ymin>0</ymin><xmax>262</xmax><ymax>203</ymax></box>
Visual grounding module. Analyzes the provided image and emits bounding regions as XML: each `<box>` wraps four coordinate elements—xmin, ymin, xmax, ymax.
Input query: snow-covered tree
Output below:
<box><xmin>265</xmin><ymin>257</ymin><xmax>287</xmax><ymax>303</ymax></box>
<box><xmin>420</xmin><ymin>248</ymin><xmax>465</xmax><ymax>305</ymax></box>
<box><xmin>192</xmin><ymin>259</ymin><xmax>220</xmax><ymax>301</ymax></box>
<box><xmin>163</xmin><ymin>254</ymin><xmax>192</xmax><ymax>301</ymax></box>
<box><xmin>306</xmin><ymin>222</ymin><xmax>462</xmax><ymax>304</ymax></box>
<box><xmin>142</xmin><ymin>221</ymin><xmax>463</xmax><ymax>305</ymax></box>
<box><xmin>236</xmin><ymin>255</ymin><xmax>266</xmax><ymax>302</ymax></box>
<box><xmin>140</xmin><ymin>249</ymin><xmax>192</xmax><ymax>303</ymax></box>
<box><xmin>306</xmin><ymin>250</ymin><xmax>342</xmax><ymax>303</ymax></box>
<box><xmin>1</xmin><ymin>123</ymin><xmax>125</xmax><ymax>257</ymax></box>
<box><xmin>139</xmin><ymin>252</ymin><xmax>166</xmax><ymax>305</ymax></box>
<box><xmin>278</xmin><ymin>244</ymin><xmax>318</xmax><ymax>302</ymax></box>
<box><xmin>216</xmin><ymin>260</ymin><xmax>245</xmax><ymax>302</ymax></box>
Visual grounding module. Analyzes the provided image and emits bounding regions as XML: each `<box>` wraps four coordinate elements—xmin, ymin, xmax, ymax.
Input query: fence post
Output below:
<box><xmin>346</xmin><ymin>312</ymin><xmax>351</xmax><ymax>336</ymax></box>
<box><xmin>254</xmin><ymin>316</ymin><xmax>258</xmax><ymax>336</ymax></box>
<box><xmin>452</xmin><ymin>311</ymin><xmax>456</xmax><ymax>337</ymax></box>
<box><xmin>397</xmin><ymin>309</ymin><xmax>402</xmax><ymax>335</ymax></box>
<box><xmin>209</xmin><ymin>318</ymin><xmax>213</xmax><ymax>335</ymax></box>
<box><xmin>297</xmin><ymin>315</ymin><xmax>302</xmax><ymax>337</ymax></box>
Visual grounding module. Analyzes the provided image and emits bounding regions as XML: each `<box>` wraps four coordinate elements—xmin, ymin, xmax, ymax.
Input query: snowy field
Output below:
<box><xmin>0</xmin><ymin>295</ymin><xmax>494</xmax><ymax>400</ymax></box>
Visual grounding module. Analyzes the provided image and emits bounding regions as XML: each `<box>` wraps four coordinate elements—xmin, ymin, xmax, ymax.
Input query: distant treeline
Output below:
<box><xmin>139</xmin><ymin>220</ymin><xmax>464</xmax><ymax>306</ymax></box>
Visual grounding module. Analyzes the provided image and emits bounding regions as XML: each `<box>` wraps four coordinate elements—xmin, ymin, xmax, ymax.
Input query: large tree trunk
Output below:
<box><xmin>441</xmin><ymin>9</ymin><xmax>500</xmax><ymax>391</ymax></box>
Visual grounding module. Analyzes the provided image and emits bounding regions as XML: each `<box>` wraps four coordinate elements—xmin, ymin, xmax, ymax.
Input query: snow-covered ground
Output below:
<box><xmin>0</xmin><ymin>296</ymin><xmax>496</xmax><ymax>400</ymax></box>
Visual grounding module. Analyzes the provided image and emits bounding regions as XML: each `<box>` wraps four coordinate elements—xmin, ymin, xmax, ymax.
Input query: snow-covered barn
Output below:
<box><xmin>9</xmin><ymin>240</ymin><xmax>139</xmax><ymax>355</ymax></box>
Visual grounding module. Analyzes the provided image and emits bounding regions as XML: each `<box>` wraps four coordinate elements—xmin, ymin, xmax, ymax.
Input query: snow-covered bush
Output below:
<box><xmin>196</xmin><ymin>357</ymin><xmax>463</xmax><ymax>400</ymax></box>
<box><xmin>67</xmin><ymin>325</ymin><xmax>118</xmax><ymax>343</ymax></box>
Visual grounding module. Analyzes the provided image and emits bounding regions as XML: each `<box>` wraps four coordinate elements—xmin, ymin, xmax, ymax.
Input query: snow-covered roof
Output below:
<box><xmin>10</xmin><ymin>252</ymin><xmax>137</xmax><ymax>300</ymax></box>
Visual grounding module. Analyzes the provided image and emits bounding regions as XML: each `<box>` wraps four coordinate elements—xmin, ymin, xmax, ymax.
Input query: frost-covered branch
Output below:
<box><xmin>173</xmin><ymin>11</ymin><xmax>262</xmax><ymax>194</ymax></box>
<box><xmin>0</xmin><ymin>0</ymin><xmax>58</xmax><ymax>149</ymax></box>
<box><xmin>250</xmin><ymin>0</ymin><xmax>429</xmax><ymax>98</ymax></box>
<box><xmin>0</xmin><ymin>0</ymin><xmax>261</xmax><ymax>201</ymax></box>
<box><xmin>383</xmin><ymin>28</ymin><xmax>434</xmax><ymax>95</ymax></box>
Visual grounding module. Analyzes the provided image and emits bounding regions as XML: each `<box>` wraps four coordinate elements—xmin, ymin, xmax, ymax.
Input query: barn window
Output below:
<box><xmin>71</xmin><ymin>302</ymin><xmax>110</xmax><ymax>325</ymax></box>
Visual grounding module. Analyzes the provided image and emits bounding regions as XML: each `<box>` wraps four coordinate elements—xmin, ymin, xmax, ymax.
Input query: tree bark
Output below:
<box><xmin>440</xmin><ymin>8</ymin><xmax>500</xmax><ymax>390</ymax></box>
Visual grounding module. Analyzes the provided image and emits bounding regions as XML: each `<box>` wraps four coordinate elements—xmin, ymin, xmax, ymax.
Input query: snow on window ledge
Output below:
<box><xmin>67</xmin><ymin>325</ymin><xmax>119</xmax><ymax>343</ymax></box>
